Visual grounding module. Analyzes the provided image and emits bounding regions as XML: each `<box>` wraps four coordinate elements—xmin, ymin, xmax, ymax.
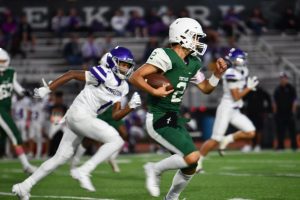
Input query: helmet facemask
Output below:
<box><xmin>189</xmin><ymin>33</ymin><xmax>207</xmax><ymax>56</ymax></box>
<box><xmin>111</xmin><ymin>56</ymin><xmax>135</xmax><ymax>80</ymax></box>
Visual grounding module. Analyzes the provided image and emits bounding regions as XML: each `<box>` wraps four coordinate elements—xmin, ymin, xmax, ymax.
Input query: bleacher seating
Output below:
<box><xmin>11</xmin><ymin>31</ymin><xmax>300</xmax><ymax>106</ymax></box>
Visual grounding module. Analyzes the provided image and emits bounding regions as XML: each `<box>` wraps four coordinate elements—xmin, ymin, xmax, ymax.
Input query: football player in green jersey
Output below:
<box><xmin>0</xmin><ymin>48</ymin><xmax>36</xmax><ymax>174</ymax></box>
<box><xmin>130</xmin><ymin>18</ymin><xmax>227</xmax><ymax>200</ymax></box>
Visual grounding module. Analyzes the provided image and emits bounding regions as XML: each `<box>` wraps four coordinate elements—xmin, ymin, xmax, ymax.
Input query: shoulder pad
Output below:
<box><xmin>224</xmin><ymin>68</ymin><xmax>242</xmax><ymax>80</ymax></box>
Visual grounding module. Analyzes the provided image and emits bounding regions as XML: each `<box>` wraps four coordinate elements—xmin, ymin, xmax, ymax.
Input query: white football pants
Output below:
<box><xmin>27</xmin><ymin>106</ymin><xmax>124</xmax><ymax>185</ymax></box>
<box><xmin>211</xmin><ymin>102</ymin><xmax>255</xmax><ymax>142</ymax></box>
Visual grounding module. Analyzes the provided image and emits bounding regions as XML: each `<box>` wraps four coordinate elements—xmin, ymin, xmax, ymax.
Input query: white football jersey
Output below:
<box><xmin>30</xmin><ymin>100</ymin><xmax>45</xmax><ymax>124</ymax></box>
<box><xmin>13</xmin><ymin>96</ymin><xmax>31</xmax><ymax>121</ymax></box>
<box><xmin>70</xmin><ymin>65</ymin><xmax>129</xmax><ymax>116</ymax></box>
<box><xmin>221</xmin><ymin>67</ymin><xmax>248</xmax><ymax>108</ymax></box>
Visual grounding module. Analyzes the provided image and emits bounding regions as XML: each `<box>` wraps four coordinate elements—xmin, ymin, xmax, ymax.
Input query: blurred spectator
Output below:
<box><xmin>244</xmin><ymin>86</ymin><xmax>272</xmax><ymax>151</ymax></box>
<box><xmin>247</xmin><ymin>8</ymin><xmax>267</xmax><ymax>36</ymax></box>
<box><xmin>178</xmin><ymin>8</ymin><xmax>190</xmax><ymax>18</ymax></box>
<box><xmin>47</xmin><ymin>91</ymin><xmax>68</xmax><ymax>156</ymax></box>
<box><xmin>1</xmin><ymin>12</ymin><xmax>18</xmax><ymax>49</ymax></box>
<box><xmin>278</xmin><ymin>7</ymin><xmax>299</xmax><ymax>34</ymax></box>
<box><xmin>127</xmin><ymin>10</ymin><xmax>148</xmax><ymax>37</ymax></box>
<box><xmin>10</xmin><ymin>34</ymin><xmax>26</xmax><ymax>59</ymax></box>
<box><xmin>81</xmin><ymin>34</ymin><xmax>103</xmax><ymax>65</ymax></box>
<box><xmin>143</xmin><ymin>37</ymin><xmax>159</xmax><ymax>62</ymax></box>
<box><xmin>145</xmin><ymin>9</ymin><xmax>167</xmax><ymax>36</ymax></box>
<box><xmin>111</xmin><ymin>9</ymin><xmax>128</xmax><ymax>36</ymax></box>
<box><xmin>102</xmin><ymin>35</ymin><xmax>114</xmax><ymax>54</ymax></box>
<box><xmin>221</xmin><ymin>7</ymin><xmax>246</xmax><ymax>45</ymax></box>
<box><xmin>67</xmin><ymin>8</ymin><xmax>83</xmax><ymax>32</ymax></box>
<box><xmin>0</xmin><ymin>29</ymin><xmax>7</xmax><ymax>48</ymax></box>
<box><xmin>63</xmin><ymin>34</ymin><xmax>82</xmax><ymax>65</ymax></box>
<box><xmin>28</xmin><ymin>97</ymin><xmax>46</xmax><ymax>159</ymax></box>
<box><xmin>18</xmin><ymin>15</ymin><xmax>36</xmax><ymax>52</ymax></box>
<box><xmin>273</xmin><ymin>72</ymin><xmax>298</xmax><ymax>151</ymax></box>
<box><xmin>51</xmin><ymin>9</ymin><xmax>68</xmax><ymax>38</ymax></box>
<box><xmin>161</xmin><ymin>7</ymin><xmax>176</xmax><ymax>27</ymax></box>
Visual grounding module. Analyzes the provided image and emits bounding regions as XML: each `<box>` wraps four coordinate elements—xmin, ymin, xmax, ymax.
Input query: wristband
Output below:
<box><xmin>208</xmin><ymin>74</ymin><xmax>220</xmax><ymax>87</ymax></box>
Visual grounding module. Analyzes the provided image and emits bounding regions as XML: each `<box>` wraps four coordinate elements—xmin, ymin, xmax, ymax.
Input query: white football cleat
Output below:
<box><xmin>12</xmin><ymin>183</ymin><xmax>30</xmax><ymax>200</ymax></box>
<box><xmin>23</xmin><ymin>165</ymin><xmax>37</xmax><ymax>175</ymax></box>
<box><xmin>241</xmin><ymin>145</ymin><xmax>252</xmax><ymax>153</ymax></box>
<box><xmin>253</xmin><ymin>145</ymin><xmax>261</xmax><ymax>152</ymax></box>
<box><xmin>144</xmin><ymin>162</ymin><xmax>160</xmax><ymax>197</ymax></box>
<box><xmin>108</xmin><ymin>160</ymin><xmax>120</xmax><ymax>173</ymax></box>
<box><xmin>70</xmin><ymin>168</ymin><xmax>95</xmax><ymax>192</ymax></box>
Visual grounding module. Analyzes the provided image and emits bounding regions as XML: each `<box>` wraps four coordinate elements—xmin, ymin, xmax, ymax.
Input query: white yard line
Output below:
<box><xmin>228</xmin><ymin>198</ymin><xmax>253</xmax><ymax>200</ymax></box>
<box><xmin>0</xmin><ymin>192</ymin><xmax>115</xmax><ymax>200</ymax></box>
<box><xmin>218</xmin><ymin>172</ymin><xmax>300</xmax><ymax>178</ymax></box>
<box><xmin>209</xmin><ymin>159</ymin><xmax>300</xmax><ymax>164</ymax></box>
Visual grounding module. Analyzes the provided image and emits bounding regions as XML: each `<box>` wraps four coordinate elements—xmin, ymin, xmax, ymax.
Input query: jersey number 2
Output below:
<box><xmin>171</xmin><ymin>82</ymin><xmax>187</xmax><ymax>103</ymax></box>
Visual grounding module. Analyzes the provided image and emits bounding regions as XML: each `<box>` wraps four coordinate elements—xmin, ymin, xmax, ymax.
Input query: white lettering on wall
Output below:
<box><xmin>23</xmin><ymin>7</ymin><xmax>48</xmax><ymax>28</ymax></box>
<box><xmin>187</xmin><ymin>6</ymin><xmax>211</xmax><ymax>26</ymax></box>
<box><xmin>83</xmin><ymin>7</ymin><xmax>110</xmax><ymax>27</ymax></box>
<box><xmin>218</xmin><ymin>5</ymin><xmax>245</xmax><ymax>16</ymax></box>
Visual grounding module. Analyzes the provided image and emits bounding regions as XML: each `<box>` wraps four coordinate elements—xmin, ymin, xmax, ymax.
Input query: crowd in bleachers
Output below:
<box><xmin>1</xmin><ymin>6</ymin><xmax>299</xmax><ymax>59</ymax></box>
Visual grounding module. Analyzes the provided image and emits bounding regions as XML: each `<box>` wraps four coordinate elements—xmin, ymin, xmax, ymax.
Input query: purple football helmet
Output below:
<box><xmin>106</xmin><ymin>46</ymin><xmax>135</xmax><ymax>79</ymax></box>
<box><xmin>226</xmin><ymin>48</ymin><xmax>247</xmax><ymax>67</ymax></box>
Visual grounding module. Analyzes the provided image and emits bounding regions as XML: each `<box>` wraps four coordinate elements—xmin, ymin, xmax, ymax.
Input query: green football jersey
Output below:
<box><xmin>146</xmin><ymin>48</ymin><xmax>203</xmax><ymax>113</ymax></box>
<box><xmin>0</xmin><ymin>68</ymin><xmax>15</xmax><ymax>110</ymax></box>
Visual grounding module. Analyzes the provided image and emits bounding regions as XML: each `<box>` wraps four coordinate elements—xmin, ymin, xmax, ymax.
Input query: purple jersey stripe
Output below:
<box><xmin>96</xmin><ymin>66</ymin><xmax>107</xmax><ymax>77</ymax></box>
<box><xmin>90</xmin><ymin>67</ymin><xmax>105</xmax><ymax>83</ymax></box>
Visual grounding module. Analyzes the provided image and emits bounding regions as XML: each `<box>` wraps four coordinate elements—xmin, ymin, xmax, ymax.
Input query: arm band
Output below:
<box><xmin>208</xmin><ymin>74</ymin><xmax>220</xmax><ymax>87</ymax></box>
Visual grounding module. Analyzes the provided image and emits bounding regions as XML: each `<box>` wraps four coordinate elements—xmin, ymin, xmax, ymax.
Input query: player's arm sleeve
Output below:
<box><xmin>13</xmin><ymin>73</ymin><xmax>25</xmax><ymax>95</ymax></box>
<box><xmin>86</xmin><ymin>65</ymin><xmax>108</xmax><ymax>85</ymax></box>
<box><xmin>190</xmin><ymin>70</ymin><xmax>205</xmax><ymax>85</ymax></box>
<box><xmin>146</xmin><ymin>48</ymin><xmax>172</xmax><ymax>72</ymax></box>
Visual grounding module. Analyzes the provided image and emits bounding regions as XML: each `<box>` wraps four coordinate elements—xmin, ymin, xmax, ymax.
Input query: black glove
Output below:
<box><xmin>23</xmin><ymin>89</ymin><xmax>33</xmax><ymax>97</ymax></box>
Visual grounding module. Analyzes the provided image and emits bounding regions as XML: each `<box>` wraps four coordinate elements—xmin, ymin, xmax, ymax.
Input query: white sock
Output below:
<box><xmin>198</xmin><ymin>155</ymin><xmax>204</xmax><ymax>164</ymax></box>
<box><xmin>197</xmin><ymin>155</ymin><xmax>205</xmax><ymax>168</ymax></box>
<box><xmin>71</xmin><ymin>144</ymin><xmax>86</xmax><ymax>168</ymax></box>
<box><xmin>108</xmin><ymin>151</ymin><xmax>120</xmax><ymax>172</ymax></box>
<box><xmin>165</xmin><ymin>170</ymin><xmax>193</xmax><ymax>200</ymax></box>
<box><xmin>79</xmin><ymin>139</ymin><xmax>123</xmax><ymax>174</ymax></box>
<box><xmin>226</xmin><ymin>134</ymin><xmax>234</xmax><ymax>143</ymax></box>
<box><xmin>36</xmin><ymin>139</ymin><xmax>43</xmax><ymax>159</ymax></box>
<box><xmin>154</xmin><ymin>154</ymin><xmax>188</xmax><ymax>175</ymax></box>
<box><xmin>18</xmin><ymin>153</ymin><xmax>31</xmax><ymax>169</ymax></box>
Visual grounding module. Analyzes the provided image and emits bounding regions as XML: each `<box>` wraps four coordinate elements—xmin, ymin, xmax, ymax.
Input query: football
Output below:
<box><xmin>144</xmin><ymin>73</ymin><xmax>174</xmax><ymax>91</ymax></box>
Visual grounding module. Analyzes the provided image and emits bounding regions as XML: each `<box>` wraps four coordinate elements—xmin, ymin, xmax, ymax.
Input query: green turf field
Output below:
<box><xmin>0</xmin><ymin>151</ymin><xmax>299</xmax><ymax>200</ymax></box>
